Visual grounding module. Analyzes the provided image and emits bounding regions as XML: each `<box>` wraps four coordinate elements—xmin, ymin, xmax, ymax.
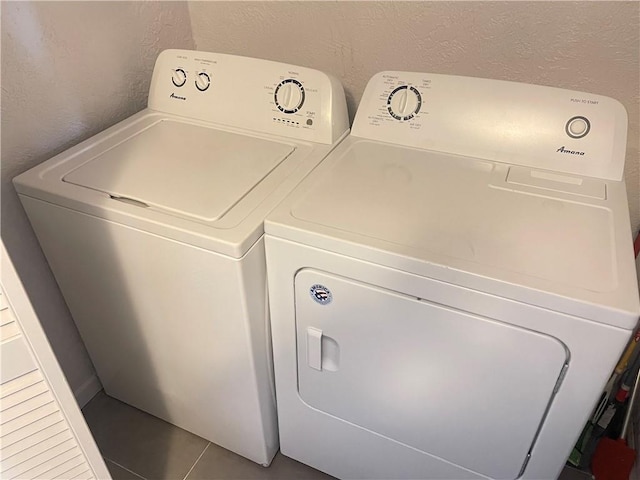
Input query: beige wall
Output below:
<box><xmin>190</xmin><ymin>1</ymin><xmax>640</xmax><ymax>234</ymax></box>
<box><xmin>1</xmin><ymin>1</ymin><xmax>194</xmax><ymax>401</ymax></box>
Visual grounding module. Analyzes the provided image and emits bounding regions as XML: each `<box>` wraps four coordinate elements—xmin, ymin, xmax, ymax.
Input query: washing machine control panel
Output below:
<box><xmin>267</xmin><ymin>73</ymin><xmax>319</xmax><ymax>132</ymax></box>
<box><xmin>352</xmin><ymin>71</ymin><xmax>628</xmax><ymax>181</ymax></box>
<box><xmin>148</xmin><ymin>50</ymin><xmax>348</xmax><ymax>145</ymax></box>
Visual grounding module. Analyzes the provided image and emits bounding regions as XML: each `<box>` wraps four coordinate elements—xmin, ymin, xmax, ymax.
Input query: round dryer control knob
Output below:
<box><xmin>195</xmin><ymin>72</ymin><xmax>211</xmax><ymax>92</ymax></box>
<box><xmin>275</xmin><ymin>79</ymin><xmax>305</xmax><ymax>114</ymax></box>
<box><xmin>387</xmin><ymin>85</ymin><xmax>422</xmax><ymax>121</ymax></box>
<box><xmin>172</xmin><ymin>68</ymin><xmax>187</xmax><ymax>88</ymax></box>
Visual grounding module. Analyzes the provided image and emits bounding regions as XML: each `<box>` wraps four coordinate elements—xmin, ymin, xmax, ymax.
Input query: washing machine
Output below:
<box><xmin>13</xmin><ymin>49</ymin><xmax>348</xmax><ymax>466</ymax></box>
<box><xmin>265</xmin><ymin>71</ymin><xmax>640</xmax><ymax>479</ymax></box>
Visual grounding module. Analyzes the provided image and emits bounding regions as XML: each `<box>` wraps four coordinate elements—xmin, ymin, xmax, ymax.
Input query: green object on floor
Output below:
<box><xmin>569</xmin><ymin>421</ymin><xmax>594</xmax><ymax>466</ymax></box>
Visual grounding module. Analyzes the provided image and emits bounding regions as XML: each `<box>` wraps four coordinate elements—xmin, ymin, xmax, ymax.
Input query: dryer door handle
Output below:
<box><xmin>306</xmin><ymin>327</ymin><xmax>340</xmax><ymax>372</ymax></box>
<box><xmin>307</xmin><ymin>327</ymin><xmax>323</xmax><ymax>371</ymax></box>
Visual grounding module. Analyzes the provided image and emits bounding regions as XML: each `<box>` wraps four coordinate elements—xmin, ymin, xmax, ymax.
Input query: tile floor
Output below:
<box><xmin>83</xmin><ymin>391</ymin><xmax>590</xmax><ymax>480</ymax></box>
<box><xmin>82</xmin><ymin>391</ymin><xmax>333</xmax><ymax>480</ymax></box>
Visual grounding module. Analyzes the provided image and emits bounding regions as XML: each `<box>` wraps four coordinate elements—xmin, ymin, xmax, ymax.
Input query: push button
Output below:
<box><xmin>566</xmin><ymin>116</ymin><xmax>590</xmax><ymax>139</ymax></box>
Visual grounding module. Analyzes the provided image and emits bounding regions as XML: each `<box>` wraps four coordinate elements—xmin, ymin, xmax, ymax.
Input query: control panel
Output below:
<box><xmin>352</xmin><ymin>72</ymin><xmax>628</xmax><ymax>180</ymax></box>
<box><xmin>148</xmin><ymin>50</ymin><xmax>348</xmax><ymax>145</ymax></box>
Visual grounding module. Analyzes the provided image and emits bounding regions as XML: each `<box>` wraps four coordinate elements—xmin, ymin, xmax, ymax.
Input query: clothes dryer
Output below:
<box><xmin>13</xmin><ymin>49</ymin><xmax>349</xmax><ymax>466</ymax></box>
<box><xmin>265</xmin><ymin>72</ymin><xmax>639</xmax><ymax>478</ymax></box>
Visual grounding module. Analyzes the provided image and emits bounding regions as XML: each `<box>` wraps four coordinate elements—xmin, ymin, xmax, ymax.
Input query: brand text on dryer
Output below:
<box><xmin>556</xmin><ymin>146</ymin><xmax>585</xmax><ymax>156</ymax></box>
<box><xmin>170</xmin><ymin>93</ymin><xmax>186</xmax><ymax>100</ymax></box>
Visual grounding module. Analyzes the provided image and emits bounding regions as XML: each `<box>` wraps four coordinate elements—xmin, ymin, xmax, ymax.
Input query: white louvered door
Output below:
<box><xmin>0</xmin><ymin>244</ymin><xmax>110</xmax><ymax>480</ymax></box>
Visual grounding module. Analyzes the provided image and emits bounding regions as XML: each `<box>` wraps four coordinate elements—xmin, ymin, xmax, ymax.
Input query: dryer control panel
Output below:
<box><xmin>352</xmin><ymin>72</ymin><xmax>628</xmax><ymax>181</ymax></box>
<box><xmin>148</xmin><ymin>50</ymin><xmax>349</xmax><ymax>145</ymax></box>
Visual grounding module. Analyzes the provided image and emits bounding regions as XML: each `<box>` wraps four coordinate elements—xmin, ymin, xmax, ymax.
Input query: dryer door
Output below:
<box><xmin>295</xmin><ymin>269</ymin><xmax>568</xmax><ymax>480</ymax></box>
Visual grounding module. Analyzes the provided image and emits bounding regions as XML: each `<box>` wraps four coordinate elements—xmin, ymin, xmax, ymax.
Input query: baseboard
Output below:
<box><xmin>74</xmin><ymin>374</ymin><xmax>102</xmax><ymax>408</ymax></box>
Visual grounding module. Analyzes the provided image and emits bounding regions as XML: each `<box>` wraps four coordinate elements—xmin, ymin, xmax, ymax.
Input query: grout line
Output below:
<box><xmin>182</xmin><ymin>442</ymin><xmax>211</xmax><ymax>480</ymax></box>
<box><xmin>104</xmin><ymin>457</ymin><xmax>148</xmax><ymax>480</ymax></box>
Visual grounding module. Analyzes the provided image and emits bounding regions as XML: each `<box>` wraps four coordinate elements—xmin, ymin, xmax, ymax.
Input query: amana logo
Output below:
<box><xmin>170</xmin><ymin>93</ymin><xmax>186</xmax><ymax>101</ymax></box>
<box><xmin>556</xmin><ymin>146</ymin><xmax>585</xmax><ymax>156</ymax></box>
<box><xmin>310</xmin><ymin>284</ymin><xmax>333</xmax><ymax>305</ymax></box>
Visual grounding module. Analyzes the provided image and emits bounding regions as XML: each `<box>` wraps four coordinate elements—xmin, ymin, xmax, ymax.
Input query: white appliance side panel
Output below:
<box><xmin>18</xmin><ymin>196</ymin><xmax>278</xmax><ymax>466</ymax></box>
<box><xmin>0</xmin><ymin>246</ymin><xmax>110</xmax><ymax>480</ymax></box>
<box><xmin>238</xmin><ymin>238</ymin><xmax>279</xmax><ymax>460</ymax></box>
<box><xmin>294</xmin><ymin>269</ymin><xmax>567</xmax><ymax>479</ymax></box>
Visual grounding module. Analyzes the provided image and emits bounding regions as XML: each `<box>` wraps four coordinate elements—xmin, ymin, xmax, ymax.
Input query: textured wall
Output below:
<box><xmin>1</xmin><ymin>1</ymin><xmax>194</xmax><ymax>401</ymax></box>
<box><xmin>189</xmin><ymin>1</ymin><xmax>640</xmax><ymax>235</ymax></box>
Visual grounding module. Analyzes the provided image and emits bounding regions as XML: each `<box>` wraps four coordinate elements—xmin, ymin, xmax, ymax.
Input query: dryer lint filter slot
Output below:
<box><xmin>505</xmin><ymin>166</ymin><xmax>606</xmax><ymax>199</ymax></box>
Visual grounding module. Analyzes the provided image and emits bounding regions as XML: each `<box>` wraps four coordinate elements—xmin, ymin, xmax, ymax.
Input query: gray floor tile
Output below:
<box><xmin>105</xmin><ymin>459</ymin><xmax>147</xmax><ymax>480</ymax></box>
<box><xmin>83</xmin><ymin>391</ymin><xmax>208</xmax><ymax>480</ymax></box>
<box><xmin>87</xmin><ymin>390</ymin><xmax>585</xmax><ymax>480</ymax></box>
<box><xmin>266</xmin><ymin>453</ymin><xmax>335</xmax><ymax>480</ymax></box>
<box><xmin>186</xmin><ymin>444</ymin><xmax>334</xmax><ymax>480</ymax></box>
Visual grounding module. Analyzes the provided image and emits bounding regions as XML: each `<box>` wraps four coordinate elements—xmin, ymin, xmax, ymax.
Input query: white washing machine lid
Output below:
<box><xmin>13</xmin><ymin>111</ymin><xmax>342</xmax><ymax>258</ymax></box>
<box><xmin>63</xmin><ymin>120</ymin><xmax>294</xmax><ymax>222</ymax></box>
<box><xmin>266</xmin><ymin>137</ymin><xmax>640</xmax><ymax>328</ymax></box>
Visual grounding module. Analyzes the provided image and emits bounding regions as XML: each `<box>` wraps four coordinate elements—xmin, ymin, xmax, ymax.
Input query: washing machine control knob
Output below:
<box><xmin>387</xmin><ymin>85</ymin><xmax>422</xmax><ymax>121</ymax></box>
<box><xmin>172</xmin><ymin>68</ymin><xmax>187</xmax><ymax>88</ymax></box>
<box><xmin>195</xmin><ymin>72</ymin><xmax>211</xmax><ymax>92</ymax></box>
<box><xmin>275</xmin><ymin>79</ymin><xmax>305</xmax><ymax>114</ymax></box>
